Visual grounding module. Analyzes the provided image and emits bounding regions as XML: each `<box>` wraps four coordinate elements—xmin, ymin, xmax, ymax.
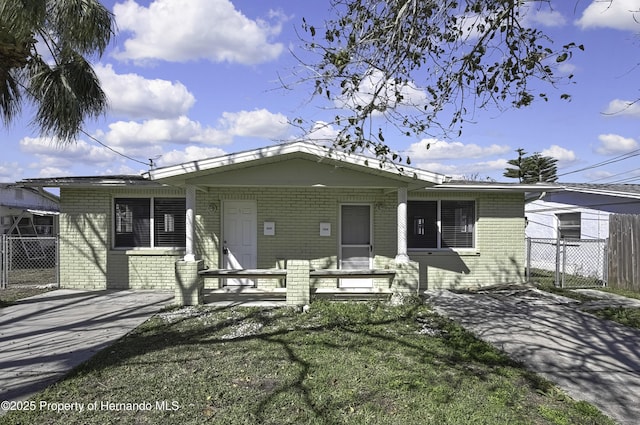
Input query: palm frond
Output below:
<box><xmin>47</xmin><ymin>0</ymin><xmax>114</xmax><ymax>56</ymax></box>
<box><xmin>28</xmin><ymin>52</ymin><xmax>107</xmax><ymax>141</ymax></box>
<box><xmin>0</xmin><ymin>70</ymin><xmax>22</xmax><ymax>126</ymax></box>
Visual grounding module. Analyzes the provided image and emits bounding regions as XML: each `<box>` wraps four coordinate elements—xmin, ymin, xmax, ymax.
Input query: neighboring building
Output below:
<box><xmin>0</xmin><ymin>184</ymin><xmax>59</xmax><ymax>237</ymax></box>
<box><xmin>525</xmin><ymin>183</ymin><xmax>640</xmax><ymax>240</ymax></box>
<box><xmin>21</xmin><ymin>142</ymin><xmax>553</xmax><ymax>305</ymax></box>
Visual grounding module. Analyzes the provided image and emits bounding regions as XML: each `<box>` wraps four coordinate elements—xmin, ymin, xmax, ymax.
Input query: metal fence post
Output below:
<box><xmin>526</xmin><ymin>237</ymin><xmax>531</xmax><ymax>282</ymax></box>
<box><xmin>56</xmin><ymin>235</ymin><xmax>60</xmax><ymax>288</ymax></box>
<box><xmin>1</xmin><ymin>234</ymin><xmax>5</xmax><ymax>288</ymax></box>
<box><xmin>603</xmin><ymin>238</ymin><xmax>609</xmax><ymax>287</ymax></box>
<box><xmin>561</xmin><ymin>239</ymin><xmax>568</xmax><ymax>288</ymax></box>
<box><xmin>555</xmin><ymin>236</ymin><xmax>561</xmax><ymax>287</ymax></box>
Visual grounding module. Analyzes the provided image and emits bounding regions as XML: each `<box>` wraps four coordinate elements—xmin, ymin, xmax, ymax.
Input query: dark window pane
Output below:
<box><xmin>154</xmin><ymin>198</ymin><xmax>186</xmax><ymax>247</ymax></box>
<box><xmin>408</xmin><ymin>201</ymin><xmax>437</xmax><ymax>248</ymax></box>
<box><xmin>441</xmin><ymin>201</ymin><xmax>475</xmax><ymax>248</ymax></box>
<box><xmin>114</xmin><ymin>198</ymin><xmax>150</xmax><ymax>247</ymax></box>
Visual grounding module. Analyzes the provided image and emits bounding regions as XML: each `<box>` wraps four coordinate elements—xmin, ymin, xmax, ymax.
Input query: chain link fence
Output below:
<box><xmin>526</xmin><ymin>237</ymin><xmax>607</xmax><ymax>288</ymax></box>
<box><xmin>1</xmin><ymin>235</ymin><xmax>58</xmax><ymax>288</ymax></box>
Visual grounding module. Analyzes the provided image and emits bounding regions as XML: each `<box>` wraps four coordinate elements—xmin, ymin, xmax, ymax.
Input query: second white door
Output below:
<box><xmin>223</xmin><ymin>200</ymin><xmax>257</xmax><ymax>286</ymax></box>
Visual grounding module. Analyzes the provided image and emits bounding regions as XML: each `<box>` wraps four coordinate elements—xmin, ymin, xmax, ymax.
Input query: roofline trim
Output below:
<box><xmin>145</xmin><ymin>141</ymin><xmax>449</xmax><ymax>184</ymax></box>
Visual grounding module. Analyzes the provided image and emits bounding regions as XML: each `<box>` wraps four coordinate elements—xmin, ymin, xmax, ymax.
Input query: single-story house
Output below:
<box><xmin>0</xmin><ymin>184</ymin><xmax>59</xmax><ymax>237</ymax></box>
<box><xmin>21</xmin><ymin>141</ymin><xmax>555</xmax><ymax>305</ymax></box>
<box><xmin>525</xmin><ymin>183</ymin><xmax>640</xmax><ymax>240</ymax></box>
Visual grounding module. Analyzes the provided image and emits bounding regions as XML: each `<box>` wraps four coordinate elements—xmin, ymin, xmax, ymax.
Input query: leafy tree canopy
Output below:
<box><xmin>504</xmin><ymin>148</ymin><xmax>558</xmax><ymax>183</ymax></box>
<box><xmin>297</xmin><ymin>0</ymin><xmax>582</xmax><ymax>164</ymax></box>
<box><xmin>0</xmin><ymin>0</ymin><xmax>114</xmax><ymax>142</ymax></box>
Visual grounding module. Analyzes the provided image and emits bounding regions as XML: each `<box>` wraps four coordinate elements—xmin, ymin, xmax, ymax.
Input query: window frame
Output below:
<box><xmin>556</xmin><ymin>212</ymin><xmax>581</xmax><ymax>239</ymax></box>
<box><xmin>407</xmin><ymin>199</ymin><xmax>477</xmax><ymax>251</ymax></box>
<box><xmin>112</xmin><ymin>196</ymin><xmax>186</xmax><ymax>250</ymax></box>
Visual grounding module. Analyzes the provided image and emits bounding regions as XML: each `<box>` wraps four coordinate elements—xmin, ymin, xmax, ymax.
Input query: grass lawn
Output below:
<box><xmin>2</xmin><ymin>300</ymin><xmax>613</xmax><ymax>425</ymax></box>
<box><xmin>0</xmin><ymin>286</ymin><xmax>53</xmax><ymax>308</ymax></box>
<box><xmin>535</xmin><ymin>283</ymin><xmax>640</xmax><ymax>331</ymax></box>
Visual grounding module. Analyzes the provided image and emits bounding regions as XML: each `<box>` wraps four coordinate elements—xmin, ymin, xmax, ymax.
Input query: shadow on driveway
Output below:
<box><xmin>0</xmin><ymin>289</ymin><xmax>174</xmax><ymax>407</ymax></box>
<box><xmin>426</xmin><ymin>289</ymin><xmax>640</xmax><ymax>425</ymax></box>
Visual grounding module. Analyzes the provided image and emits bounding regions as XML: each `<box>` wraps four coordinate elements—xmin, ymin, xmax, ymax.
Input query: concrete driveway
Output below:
<box><xmin>0</xmin><ymin>289</ymin><xmax>173</xmax><ymax>408</ymax></box>
<box><xmin>427</xmin><ymin>288</ymin><xmax>640</xmax><ymax>425</ymax></box>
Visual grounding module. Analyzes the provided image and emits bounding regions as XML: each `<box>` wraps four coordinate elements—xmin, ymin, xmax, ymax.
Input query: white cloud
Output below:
<box><xmin>35</xmin><ymin>167</ymin><xmax>72</xmax><ymax>178</ymax></box>
<box><xmin>95</xmin><ymin>63</ymin><xmax>195</xmax><ymax>119</ymax></box>
<box><xmin>87</xmin><ymin>109</ymin><xmax>290</xmax><ymax>160</ymax></box>
<box><xmin>113</xmin><ymin>0</ymin><xmax>285</xmax><ymax>64</ymax></box>
<box><xmin>303</xmin><ymin>121</ymin><xmax>339</xmax><ymax>144</ymax></box>
<box><xmin>99</xmin><ymin>116</ymin><xmax>232</xmax><ymax>152</ymax></box>
<box><xmin>595</xmin><ymin>133</ymin><xmax>639</xmax><ymax>155</ymax></box>
<box><xmin>414</xmin><ymin>158</ymin><xmax>508</xmax><ymax>179</ymax></box>
<box><xmin>19</xmin><ymin>137</ymin><xmax>120</xmax><ymax>166</ymax></box>
<box><xmin>219</xmin><ymin>109</ymin><xmax>290</xmax><ymax>139</ymax></box>
<box><xmin>18</xmin><ymin>137</ymin><xmax>140</xmax><ymax>177</ymax></box>
<box><xmin>0</xmin><ymin>162</ymin><xmax>23</xmax><ymax>182</ymax></box>
<box><xmin>523</xmin><ymin>8</ymin><xmax>567</xmax><ymax>27</ymax></box>
<box><xmin>584</xmin><ymin>170</ymin><xmax>615</xmax><ymax>181</ymax></box>
<box><xmin>407</xmin><ymin>139</ymin><xmax>511</xmax><ymax>160</ymax></box>
<box><xmin>541</xmin><ymin>145</ymin><xmax>577</xmax><ymax>163</ymax></box>
<box><xmin>156</xmin><ymin>146</ymin><xmax>227</xmax><ymax>167</ymax></box>
<box><xmin>335</xmin><ymin>69</ymin><xmax>427</xmax><ymax>113</ymax></box>
<box><xmin>577</xmin><ymin>0</ymin><xmax>640</xmax><ymax>31</ymax></box>
<box><xmin>558</xmin><ymin>62</ymin><xmax>577</xmax><ymax>75</ymax></box>
<box><xmin>603</xmin><ymin>99</ymin><xmax>640</xmax><ymax>117</ymax></box>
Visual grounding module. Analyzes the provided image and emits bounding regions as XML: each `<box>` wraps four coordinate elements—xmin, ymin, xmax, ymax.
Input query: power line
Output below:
<box><xmin>587</xmin><ymin>167</ymin><xmax>640</xmax><ymax>183</ymax></box>
<box><xmin>14</xmin><ymin>78</ymin><xmax>151</xmax><ymax>168</ymax></box>
<box><xmin>558</xmin><ymin>147</ymin><xmax>640</xmax><ymax>178</ymax></box>
<box><xmin>79</xmin><ymin>128</ymin><xmax>151</xmax><ymax>167</ymax></box>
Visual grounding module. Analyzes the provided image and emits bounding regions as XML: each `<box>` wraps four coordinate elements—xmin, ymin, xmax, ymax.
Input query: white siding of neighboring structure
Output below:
<box><xmin>525</xmin><ymin>191</ymin><xmax>640</xmax><ymax>240</ymax></box>
<box><xmin>0</xmin><ymin>187</ymin><xmax>59</xmax><ymax>235</ymax></box>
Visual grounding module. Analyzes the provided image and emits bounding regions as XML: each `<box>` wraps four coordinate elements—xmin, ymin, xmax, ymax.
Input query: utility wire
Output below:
<box><xmin>15</xmin><ymin>78</ymin><xmax>151</xmax><ymax>168</ymax></box>
<box><xmin>79</xmin><ymin>128</ymin><xmax>151</xmax><ymax>167</ymax></box>
<box><xmin>587</xmin><ymin>167</ymin><xmax>640</xmax><ymax>183</ymax></box>
<box><xmin>558</xmin><ymin>147</ymin><xmax>640</xmax><ymax>178</ymax></box>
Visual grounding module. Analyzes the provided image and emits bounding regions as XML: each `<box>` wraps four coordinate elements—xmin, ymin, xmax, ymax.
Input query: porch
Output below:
<box><xmin>175</xmin><ymin>260</ymin><xmax>419</xmax><ymax>306</ymax></box>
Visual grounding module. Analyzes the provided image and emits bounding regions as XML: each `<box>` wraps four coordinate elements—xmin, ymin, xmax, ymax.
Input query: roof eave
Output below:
<box><xmin>19</xmin><ymin>176</ymin><xmax>161</xmax><ymax>188</ymax></box>
<box><xmin>427</xmin><ymin>183</ymin><xmax>564</xmax><ymax>192</ymax></box>
<box><xmin>562</xmin><ymin>187</ymin><xmax>640</xmax><ymax>200</ymax></box>
<box><xmin>145</xmin><ymin>141</ymin><xmax>449</xmax><ymax>185</ymax></box>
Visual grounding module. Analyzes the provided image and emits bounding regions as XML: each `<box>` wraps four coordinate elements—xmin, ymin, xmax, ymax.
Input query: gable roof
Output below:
<box><xmin>144</xmin><ymin>141</ymin><xmax>450</xmax><ymax>188</ymax></box>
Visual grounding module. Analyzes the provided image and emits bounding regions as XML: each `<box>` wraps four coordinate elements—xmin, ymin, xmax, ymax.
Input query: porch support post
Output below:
<box><xmin>396</xmin><ymin>187</ymin><xmax>410</xmax><ymax>263</ymax></box>
<box><xmin>184</xmin><ymin>184</ymin><xmax>196</xmax><ymax>262</ymax></box>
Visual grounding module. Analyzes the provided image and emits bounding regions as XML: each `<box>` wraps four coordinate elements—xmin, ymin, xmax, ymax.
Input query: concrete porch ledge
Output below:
<box><xmin>314</xmin><ymin>287</ymin><xmax>393</xmax><ymax>294</ymax></box>
<box><xmin>310</xmin><ymin>269</ymin><xmax>396</xmax><ymax>278</ymax></box>
<box><xmin>199</xmin><ymin>269</ymin><xmax>287</xmax><ymax>277</ymax></box>
<box><xmin>207</xmin><ymin>287</ymin><xmax>287</xmax><ymax>294</ymax></box>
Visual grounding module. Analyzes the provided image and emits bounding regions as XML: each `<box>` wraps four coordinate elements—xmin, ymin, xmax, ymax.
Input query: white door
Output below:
<box><xmin>223</xmin><ymin>201</ymin><xmax>257</xmax><ymax>286</ymax></box>
<box><xmin>340</xmin><ymin>204</ymin><xmax>373</xmax><ymax>288</ymax></box>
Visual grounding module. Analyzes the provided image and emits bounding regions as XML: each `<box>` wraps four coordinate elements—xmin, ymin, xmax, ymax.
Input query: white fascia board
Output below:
<box><xmin>146</xmin><ymin>141</ymin><xmax>448</xmax><ymax>184</ymax></box>
<box><xmin>428</xmin><ymin>183</ymin><xmax>563</xmax><ymax>192</ymax></box>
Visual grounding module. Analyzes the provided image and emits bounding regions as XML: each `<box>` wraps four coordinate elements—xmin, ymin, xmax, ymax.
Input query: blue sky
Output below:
<box><xmin>1</xmin><ymin>0</ymin><xmax>639</xmax><ymax>184</ymax></box>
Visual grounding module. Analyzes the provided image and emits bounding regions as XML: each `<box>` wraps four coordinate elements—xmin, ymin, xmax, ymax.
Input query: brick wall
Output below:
<box><xmin>59</xmin><ymin>185</ymin><xmax>525</xmax><ymax>292</ymax></box>
<box><xmin>59</xmin><ymin>187</ymin><xmax>184</xmax><ymax>290</ymax></box>
<box><xmin>408</xmin><ymin>190</ymin><xmax>526</xmax><ymax>289</ymax></box>
<box><xmin>199</xmin><ymin>187</ymin><xmax>397</xmax><ymax>290</ymax></box>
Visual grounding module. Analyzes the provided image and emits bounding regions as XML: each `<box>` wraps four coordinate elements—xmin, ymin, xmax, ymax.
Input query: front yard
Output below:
<box><xmin>0</xmin><ymin>285</ymin><xmax>53</xmax><ymax>308</ymax></box>
<box><xmin>2</xmin><ymin>300</ymin><xmax>613</xmax><ymax>425</ymax></box>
